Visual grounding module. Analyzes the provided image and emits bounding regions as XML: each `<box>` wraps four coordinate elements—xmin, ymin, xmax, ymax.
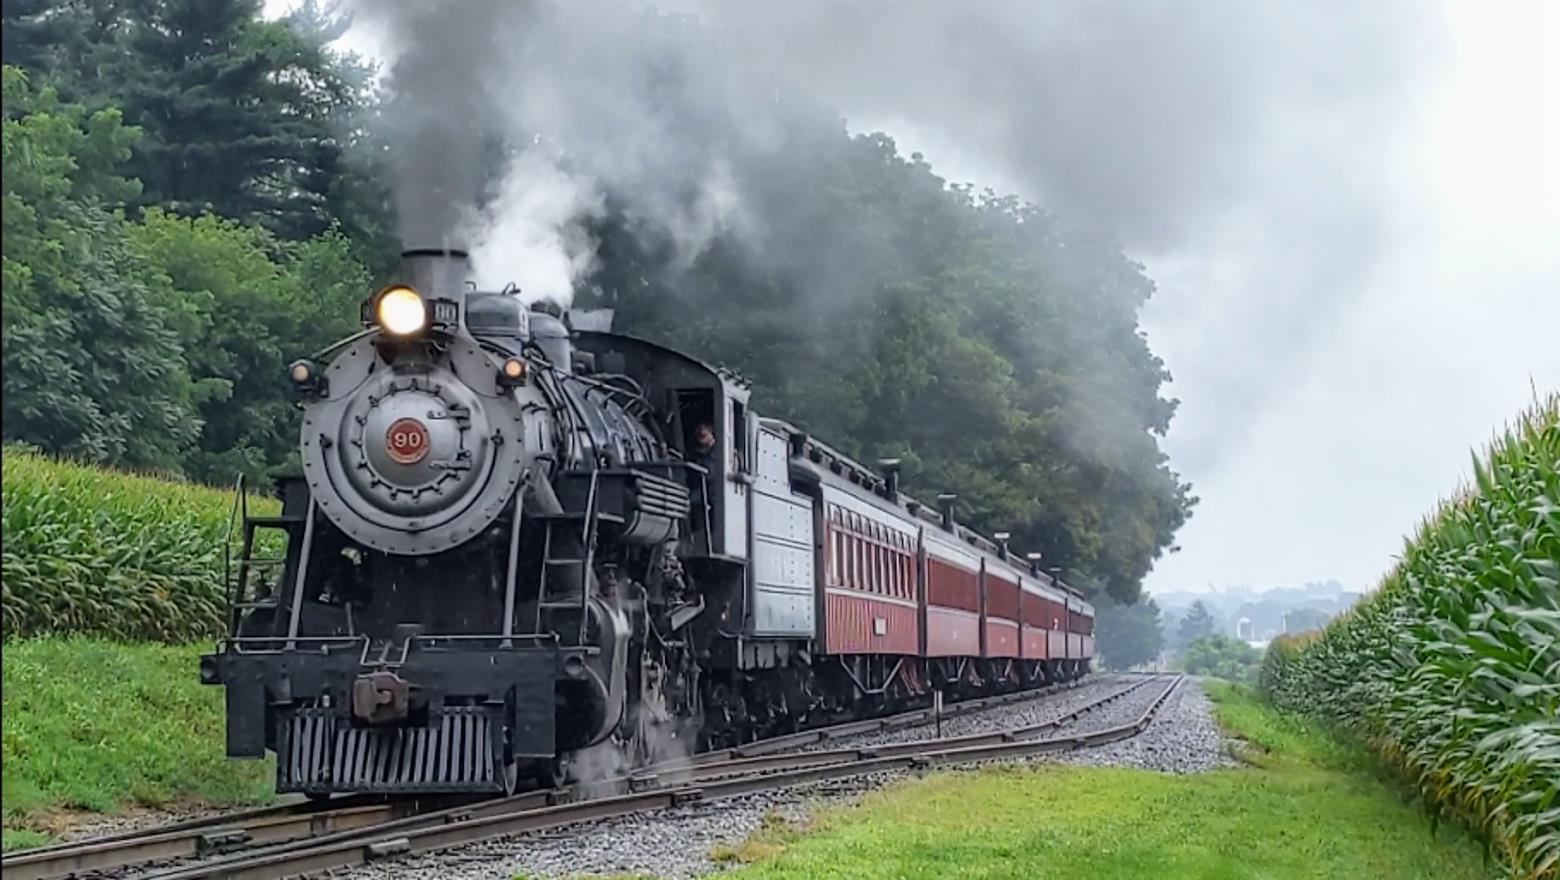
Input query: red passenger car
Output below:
<box><xmin>981</xmin><ymin>564</ymin><xmax>1022</xmax><ymax>659</ymax></box>
<box><xmin>817</xmin><ymin>490</ymin><xmax>920</xmax><ymax>657</ymax></box>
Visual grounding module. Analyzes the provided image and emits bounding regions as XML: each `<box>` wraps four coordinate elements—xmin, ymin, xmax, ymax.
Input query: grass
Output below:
<box><xmin>1</xmin><ymin>638</ymin><xmax>275</xmax><ymax>850</ymax></box>
<box><xmin>715</xmin><ymin>681</ymin><xmax>1491</xmax><ymax>880</ymax></box>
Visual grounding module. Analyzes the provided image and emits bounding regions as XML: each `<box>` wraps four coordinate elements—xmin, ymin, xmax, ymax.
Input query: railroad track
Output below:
<box><xmin>161</xmin><ymin>674</ymin><xmax>1179</xmax><ymax>880</ymax></box>
<box><xmin>146</xmin><ymin>674</ymin><xmax>1181</xmax><ymax>879</ymax></box>
<box><xmin>1</xmin><ymin>675</ymin><xmax>1109</xmax><ymax>880</ymax></box>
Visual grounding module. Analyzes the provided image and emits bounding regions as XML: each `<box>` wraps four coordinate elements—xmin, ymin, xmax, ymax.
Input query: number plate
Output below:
<box><xmin>385</xmin><ymin>417</ymin><xmax>430</xmax><ymax>464</ymax></box>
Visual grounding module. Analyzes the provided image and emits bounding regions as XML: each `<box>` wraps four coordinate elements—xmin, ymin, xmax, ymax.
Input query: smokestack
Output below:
<box><xmin>400</xmin><ymin>248</ymin><xmax>473</xmax><ymax>299</ymax></box>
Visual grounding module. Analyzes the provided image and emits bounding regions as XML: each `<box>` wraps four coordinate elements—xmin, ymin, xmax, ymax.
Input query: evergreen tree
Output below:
<box><xmin>3</xmin><ymin>0</ymin><xmax>372</xmax><ymax>239</ymax></box>
<box><xmin>1175</xmin><ymin>600</ymin><xmax>1218</xmax><ymax>648</ymax></box>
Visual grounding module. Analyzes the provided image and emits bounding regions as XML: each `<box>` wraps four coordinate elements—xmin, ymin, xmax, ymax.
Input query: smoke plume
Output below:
<box><xmin>356</xmin><ymin>0</ymin><xmax>758</xmax><ymax>303</ymax></box>
<box><xmin>664</xmin><ymin>0</ymin><xmax>1443</xmax><ymax>470</ymax></box>
<box><xmin>359</xmin><ymin>0</ymin><xmax>1440</xmax><ymax>432</ymax></box>
<box><xmin>339</xmin><ymin>0</ymin><xmax>1556</xmax><ymax>595</ymax></box>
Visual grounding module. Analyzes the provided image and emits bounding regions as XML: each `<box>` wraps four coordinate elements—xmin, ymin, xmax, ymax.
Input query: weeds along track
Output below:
<box><xmin>0</xmin><ymin>676</ymin><xmax>1169</xmax><ymax>880</ymax></box>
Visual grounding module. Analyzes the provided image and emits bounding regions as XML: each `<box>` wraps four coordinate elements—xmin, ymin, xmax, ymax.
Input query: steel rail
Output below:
<box><xmin>640</xmin><ymin>673</ymin><xmax>1165</xmax><ymax>788</ymax></box>
<box><xmin>0</xmin><ymin>798</ymin><xmax>455</xmax><ymax>880</ymax></box>
<box><xmin>144</xmin><ymin>675</ymin><xmax>1181</xmax><ymax>880</ymax></box>
<box><xmin>0</xmin><ymin>676</ymin><xmax>1089</xmax><ymax>880</ymax></box>
<box><xmin>134</xmin><ymin>678</ymin><xmax>1095</xmax><ymax>879</ymax></box>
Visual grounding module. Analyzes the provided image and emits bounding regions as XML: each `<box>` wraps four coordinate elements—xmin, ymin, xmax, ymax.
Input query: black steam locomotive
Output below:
<box><xmin>202</xmin><ymin>248</ymin><xmax>1095</xmax><ymax>795</ymax></box>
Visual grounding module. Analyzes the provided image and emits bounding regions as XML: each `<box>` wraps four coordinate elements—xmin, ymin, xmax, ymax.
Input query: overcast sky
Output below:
<box><xmin>1140</xmin><ymin>3</ymin><xmax>1559</xmax><ymax>594</ymax></box>
<box><xmin>276</xmin><ymin>1</ymin><xmax>1559</xmax><ymax>597</ymax></box>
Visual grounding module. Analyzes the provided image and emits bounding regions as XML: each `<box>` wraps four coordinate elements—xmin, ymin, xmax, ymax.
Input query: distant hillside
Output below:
<box><xmin>1153</xmin><ymin>580</ymin><xmax>1361</xmax><ymax>642</ymax></box>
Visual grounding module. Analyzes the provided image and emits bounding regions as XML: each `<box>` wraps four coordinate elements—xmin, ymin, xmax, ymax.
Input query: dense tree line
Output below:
<box><xmin>2</xmin><ymin>0</ymin><xmax>1192</xmax><ymax>602</ymax></box>
<box><xmin>1093</xmin><ymin>593</ymin><xmax>1166</xmax><ymax>669</ymax></box>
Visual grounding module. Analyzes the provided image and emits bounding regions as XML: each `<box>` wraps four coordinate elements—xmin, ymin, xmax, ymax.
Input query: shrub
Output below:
<box><xmin>1182</xmin><ymin>633</ymin><xmax>1263</xmax><ymax>685</ymax></box>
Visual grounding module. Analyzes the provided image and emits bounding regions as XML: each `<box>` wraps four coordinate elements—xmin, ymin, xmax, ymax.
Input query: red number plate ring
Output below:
<box><xmin>385</xmin><ymin>417</ymin><xmax>431</xmax><ymax>465</ymax></box>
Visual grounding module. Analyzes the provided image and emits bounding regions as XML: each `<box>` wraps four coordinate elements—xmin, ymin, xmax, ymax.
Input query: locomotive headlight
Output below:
<box><xmin>376</xmin><ymin>286</ymin><xmax>427</xmax><ymax>336</ymax></box>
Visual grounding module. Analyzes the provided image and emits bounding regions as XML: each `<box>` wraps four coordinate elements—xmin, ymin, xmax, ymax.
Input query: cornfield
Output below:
<box><xmin>1262</xmin><ymin>394</ymin><xmax>1560</xmax><ymax>880</ymax></box>
<box><xmin>1</xmin><ymin>448</ymin><xmax>279</xmax><ymax>643</ymax></box>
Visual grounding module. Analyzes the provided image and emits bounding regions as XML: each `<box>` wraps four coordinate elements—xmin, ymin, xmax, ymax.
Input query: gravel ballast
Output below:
<box><xmin>337</xmin><ymin>675</ymin><xmax>1231</xmax><ymax>880</ymax></box>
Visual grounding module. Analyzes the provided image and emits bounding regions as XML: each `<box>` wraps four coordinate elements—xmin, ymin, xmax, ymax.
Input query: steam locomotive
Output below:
<box><xmin>201</xmin><ymin>248</ymin><xmax>1095</xmax><ymax>795</ymax></box>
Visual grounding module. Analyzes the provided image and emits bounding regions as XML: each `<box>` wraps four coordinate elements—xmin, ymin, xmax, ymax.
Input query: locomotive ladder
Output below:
<box><xmin>223</xmin><ymin>475</ymin><xmax>306</xmax><ymax>637</ymax></box>
<box><xmin>533</xmin><ymin>467</ymin><xmax>622</xmax><ymax>644</ymax></box>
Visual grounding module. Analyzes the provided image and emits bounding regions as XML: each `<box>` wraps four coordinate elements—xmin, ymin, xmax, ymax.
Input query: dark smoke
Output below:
<box><xmin>360</xmin><ymin>0</ymin><xmax>514</xmax><ymax>248</ymax></box>
<box><xmin>668</xmin><ymin>0</ymin><xmax>1446</xmax><ymax>470</ymax></box>
<box><xmin>356</xmin><ymin>0</ymin><xmax>1445</xmax><ymax>469</ymax></box>
<box><xmin>355</xmin><ymin>0</ymin><xmax>761</xmax><ymax>300</ymax></box>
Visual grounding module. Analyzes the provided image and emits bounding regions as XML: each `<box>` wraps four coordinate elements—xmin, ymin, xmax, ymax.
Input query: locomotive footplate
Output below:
<box><xmin>201</xmin><ymin>636</ymin><xmax>567</xmax><ymax>794</ymax></box>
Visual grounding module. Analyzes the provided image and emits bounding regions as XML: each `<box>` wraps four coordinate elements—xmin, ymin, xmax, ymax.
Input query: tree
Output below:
<box><xmin>129</xmin><ymin>209</ymin><xmax>369</xmax><ymax>485</ymax></box>
<box><xmin>3</xmin><ymin>0</ymin><xmax>375</xmax><ymax>240</ymax></box>
<box><xmin>579</xmin><ymin>95</ymin><xmax>1195</xmax><ymax>602</ymax></box>
<box><xmin>1182</xmin><ymin>634</ymin><xmax>1263</xmax><ymax>685</ymax></box>
<box><xmin>1175</xmin><ymin>600</ymin><xmax>1218</xmax><ymax>648</ymax></box>
<box><xmin>1</xmin><ymin>65</ymin><xmax>199</xmax><ymax>473</ymax></box>
<box><xmin>1</xmin><ymin>63</ymin><xmax>373</xmax><ymax>486</ymax></box>
<box><xmin>1094</xmin><ymin>595</ymin><xmax>1165</xmax><ymax>670</ymax></box>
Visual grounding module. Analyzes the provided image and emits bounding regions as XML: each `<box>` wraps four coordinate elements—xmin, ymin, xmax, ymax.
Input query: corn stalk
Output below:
<box><xmin>1262</xmin><ymin>394</ymin><xmax>1560</xmax><ymax>880</ymax></box>
<box><xmin>1</xmin><ymin>449</ymin><xmax>280</xmax><ymax>643</ymax></box>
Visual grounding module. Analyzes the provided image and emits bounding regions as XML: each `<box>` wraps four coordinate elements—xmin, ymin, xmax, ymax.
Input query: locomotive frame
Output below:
<box><xmin>201</xmin><ymin>249</ymin><xmax>1094</xmax><ymax>796</ymax></box>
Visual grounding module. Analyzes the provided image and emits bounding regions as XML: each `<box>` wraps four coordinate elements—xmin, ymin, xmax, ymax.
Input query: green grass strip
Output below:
<box><xmin>1</xmin><ymin>638</ymin><xmax>274</xmax><ymax>850</ymax></box>
<box><xmin>709</xmin><ymin>682</ymin><xmax>1487</xmax><ymax>880</ymax></box>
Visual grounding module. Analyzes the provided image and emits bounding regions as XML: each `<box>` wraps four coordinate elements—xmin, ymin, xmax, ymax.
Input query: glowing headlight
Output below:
<box><xmin>376</xmin><ymin>286</ymin><xmax>427</xmax><ymax>335</ymax></box>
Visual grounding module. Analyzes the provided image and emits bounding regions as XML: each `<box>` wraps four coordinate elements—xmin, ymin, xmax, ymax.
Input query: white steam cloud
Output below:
<box><xmin>463</xmin><ymin>152</ymin><xmax>604</xmax><ymax>302</ymax></box>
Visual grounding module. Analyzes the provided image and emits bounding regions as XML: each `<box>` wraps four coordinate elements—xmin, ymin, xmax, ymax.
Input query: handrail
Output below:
<box><xmin>224</xmin><ymin>474</ymin><xmax>245</xmax><ymax>636</ymax></box>
<box><xmin>499</xmin><ymin>476</ymin><xmax>527</xmax><ymax>648</ymax></box>
<box><xmin>577</xmin><ymin>466</ymin><xmax>601</xmax><ymax>643</ymax></box>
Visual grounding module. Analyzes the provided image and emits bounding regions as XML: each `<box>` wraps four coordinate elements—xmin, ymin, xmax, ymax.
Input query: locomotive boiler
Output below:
<box><xmin>202</xmin><ymin>248</ymin><xmax>1095</xmax><ymax>796</ymax></box>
